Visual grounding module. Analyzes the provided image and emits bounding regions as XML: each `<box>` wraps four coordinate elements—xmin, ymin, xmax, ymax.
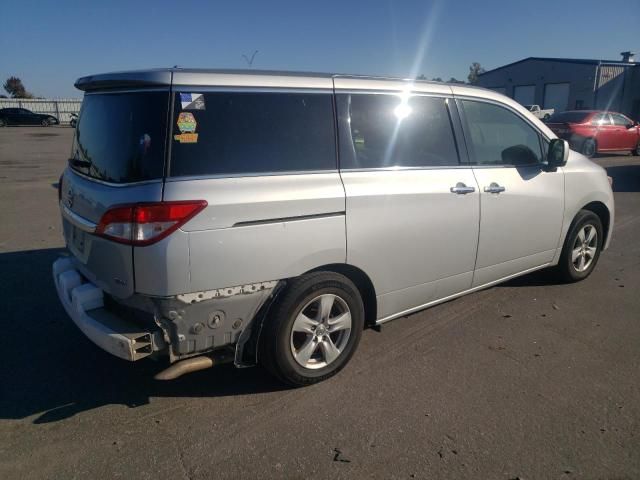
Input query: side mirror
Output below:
<box><xmin>547</xmin><ymin>138</ymin><xmax>569</xmax><ymax>168</ymax></box>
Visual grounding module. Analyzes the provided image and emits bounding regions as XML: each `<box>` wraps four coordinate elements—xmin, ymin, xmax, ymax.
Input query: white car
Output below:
<box><xmin>53</xmin><ymin>69</ymin><xmax>614</xmax><ymax>386</ymax></box>
<box><xmin>524</xmin><ymin>104</ymin><xmax>555</xmax><ymax>120</ymax></box>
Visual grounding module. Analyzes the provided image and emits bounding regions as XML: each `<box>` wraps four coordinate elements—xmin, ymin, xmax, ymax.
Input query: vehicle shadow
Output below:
<box><xmin>0</xmin><ymin>248</ymin><xmax>289</xmax><ymax>424</ymax></box>
<box><xmin>603</xmin><ymin>164</ymin><xmax>640</xmax><ymax>193</ymax></box>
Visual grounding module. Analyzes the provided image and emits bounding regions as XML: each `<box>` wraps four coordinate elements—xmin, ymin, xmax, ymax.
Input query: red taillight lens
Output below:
<box><xmin>96</xmin><ymin>201</ymin><xmax>207</xmax><ymax>246</ymax></box>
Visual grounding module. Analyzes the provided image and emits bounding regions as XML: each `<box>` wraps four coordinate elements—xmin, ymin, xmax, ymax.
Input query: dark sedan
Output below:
<box><xmin>0</xmin><ymin>108</ymin><xmax>59</xmax><ymax>127</ymax></box>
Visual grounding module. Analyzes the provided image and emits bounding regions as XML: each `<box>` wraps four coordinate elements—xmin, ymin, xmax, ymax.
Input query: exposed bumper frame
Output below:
<box><xmin>53</xmin><ymin>257</ymin><xmax>164</xmax><ymax>361</ymax></box>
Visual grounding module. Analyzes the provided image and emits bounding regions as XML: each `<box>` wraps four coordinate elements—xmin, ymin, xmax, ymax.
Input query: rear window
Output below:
<box><xmin>169</xmin><ymin>92</ymin><xmax>336</xmax><ymax>177</ymax></box>
<box><xmin>70</xmin><ymin>91</ymin><xmax>168</xmax><ymax>183</ymax></box>
<box><xmin>547</xmin><ymin>111</ymin><xmax>590</xmax><ymax>124</ymax></box>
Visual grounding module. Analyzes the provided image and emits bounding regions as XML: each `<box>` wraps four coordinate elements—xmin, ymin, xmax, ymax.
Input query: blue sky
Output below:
<box><xmin>1</xmin><ymin>0</ymin><xmax>638</xmax><ymax>98</ymax></box>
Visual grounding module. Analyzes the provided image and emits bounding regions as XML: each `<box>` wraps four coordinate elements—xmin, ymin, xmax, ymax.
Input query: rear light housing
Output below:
<box><xmin>95</xmin><ymin>201</ymin><xmax>207</xmax><ymax>246</ymax></box>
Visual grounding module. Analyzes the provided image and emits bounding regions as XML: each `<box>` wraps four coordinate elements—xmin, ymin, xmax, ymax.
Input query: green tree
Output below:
<box><xmin>448</xmin><ymin>77</ymin><xmax>465</xmax><ymax>84</ymax></box>
<box><xmin>431</xmin><ymin>77</ymin><xmax>443</xmax><ymax>82</ymax></box>
<box><xmin>3</xmin><ymin>76</ymin><xmax>33</xmax><ymax>98</ymax></box>
<box><xmin>416</xmin><ymin>74</ymin><xmax>427</xmax><ymax>80</ymax></box>
<box><xmin>467</xmin><ymin>62</ymin><xmax>485</xmax><ymax>84</ymax></box>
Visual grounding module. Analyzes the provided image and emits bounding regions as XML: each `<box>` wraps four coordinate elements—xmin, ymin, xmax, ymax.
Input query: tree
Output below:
<box><xmin>3</xmin><ymin>76</ymin><xmax>33</xmax><ymax>98</ymax></box>
<box><xmin>467</xmin><ymin>62</ymin><xmax>485</xmax><ymax>84</ymax></box>
<box><xmin>431</xmin><ymin>77</ymin><xmax>443</xmax><ymax>82</ymax></box>
<box><xmin>448</xmin><ymin>77</ymin><xmax>465</xmax><ymax>84</ymax></box>
<box><xmin>416</xmin><ymin>74</ymin><xmax>427</xmax><ymax>80</ymax></box>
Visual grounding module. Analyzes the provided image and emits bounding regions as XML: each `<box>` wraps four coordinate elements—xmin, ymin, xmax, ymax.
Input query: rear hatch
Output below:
<box><xmin>60</xmin><ymin>89</ymin><xmax>169</xmax><ymax>298</ymax></box>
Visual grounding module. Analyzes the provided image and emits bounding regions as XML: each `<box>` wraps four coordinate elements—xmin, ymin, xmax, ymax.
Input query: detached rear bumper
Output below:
<box><xmin>53</xmin><ymin>257</ymin><xmax>165</xmax><ymax>361</ymax></box>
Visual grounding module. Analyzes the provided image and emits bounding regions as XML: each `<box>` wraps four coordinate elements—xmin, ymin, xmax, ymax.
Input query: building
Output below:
<box><xmin>475</xmin><ymin>52</ymin><xmax>640</xmax><ymax>120</ymax></box>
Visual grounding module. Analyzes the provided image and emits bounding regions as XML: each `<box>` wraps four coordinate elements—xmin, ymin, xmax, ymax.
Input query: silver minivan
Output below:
<box><xmin>54</xmin><ymin>69</ymin><xmax>614</xmax><ymax>385</ymax></box>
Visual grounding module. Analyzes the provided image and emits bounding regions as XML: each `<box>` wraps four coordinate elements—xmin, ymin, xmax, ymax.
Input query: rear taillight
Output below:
<box><xmin>95</xmin><ymin>201</ymin><xmax>207</xmax><ymax>246</ymax></box>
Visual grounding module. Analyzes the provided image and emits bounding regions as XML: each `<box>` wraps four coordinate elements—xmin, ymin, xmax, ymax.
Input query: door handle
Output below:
<box><xmin>450</xmin><ymin>182</ymin><xmax>476</xmax><ymax>195</ymax></box>
<box><xmin>484</xmin><ymin>182</ymin><xmax>506</xmax><ymax>194</ymax></box>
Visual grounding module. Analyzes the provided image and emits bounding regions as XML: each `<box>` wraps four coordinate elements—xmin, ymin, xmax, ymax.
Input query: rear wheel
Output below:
<box><xmin>633</xmin><ymin>141</ymin><xmax>640</xmax><ymax>156</ymax></box>
<box><xmin>260</xmin><ymin>272</ymin><xmax>364</xmax><ymax>386</ymax></box>
<box><xmin>0</xmin><ymin>118</ymin><xmax>5</xmax><ymax>127</ymax></box>
<box><xmin>555</xmin><ymin>210</ymin><xmax>603</xmax><ymax>282</ymax></box>
<box><xmin>582</xmin><ymin>138</ymin><xmax>597</xmax><ymax>158</ymax></box>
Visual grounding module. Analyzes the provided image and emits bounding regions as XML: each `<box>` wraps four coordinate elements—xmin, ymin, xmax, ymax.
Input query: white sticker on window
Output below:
<box><xmin>180</xmin><ymin>93</ymin><xmax>205</xmax><ymax>110</ymax></box>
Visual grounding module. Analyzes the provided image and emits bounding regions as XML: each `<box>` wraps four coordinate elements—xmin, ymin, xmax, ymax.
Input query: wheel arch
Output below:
<box><xmin>580</xmin><ymin>201</ymin><xmax>611</xmax><ymax>246</ymax></box>
<box><xmin>306</xmin><ymin>263</ymin><xmax>377</xmax><ymax>327</ymax></box>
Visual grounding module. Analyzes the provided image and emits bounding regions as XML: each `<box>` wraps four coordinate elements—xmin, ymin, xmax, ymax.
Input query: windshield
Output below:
<box><xmin>547</xmin><ymin>111</ymin><xmax>591</xmax><ymax>124</ymax></box>
<box><xmin>70</xmin><ymin>91</ymin><xmax>168</xmax><ymax>183</ymax></box>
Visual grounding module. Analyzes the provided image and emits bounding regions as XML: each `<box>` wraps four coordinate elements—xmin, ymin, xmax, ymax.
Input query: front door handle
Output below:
<box><xmin>484</xmin><ymin>182</ymin><xmax>506</xmax><ymax>194</ymax></box>
<box><xmin>450</xmin><ymin>182</ymin><xmax>476</xmax><ymax>195</ymax></box>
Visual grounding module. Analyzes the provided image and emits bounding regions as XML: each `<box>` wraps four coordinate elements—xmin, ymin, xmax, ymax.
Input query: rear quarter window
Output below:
<box><xmin>169</xmin><ymin>92</ymin><xmax>336</xmax><ymax>177</ymax></box>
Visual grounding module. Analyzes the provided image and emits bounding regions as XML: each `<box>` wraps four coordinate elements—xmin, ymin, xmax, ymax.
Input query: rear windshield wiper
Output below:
<box><xmin>68</xmin><ymin>158</ymin><xmax>91</xmax><ymax>169</ymax></box>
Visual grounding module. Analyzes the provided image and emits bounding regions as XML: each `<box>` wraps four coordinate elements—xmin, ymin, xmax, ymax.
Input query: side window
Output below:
<box><xmin>460</xmin><ymin>100</ymin><xmax>543</xmax><ymax>166</ymax></box>
<box><xmin>169</xmin><ymin>92</ymin><xmax>336</xmax><ymax>177</ymax></box>
<box><xmin>337</xmin><ymin>94</ymin><xmax>459</xmax><ymax>169</ymax></box>
<box><xmin>591</xmin><ymin>113</ymin><xmax>611</xmax><ymax>126</ymax></box>
<box><xmin>611</xmin><ymin>114</ymin><xmax>631</xmax><ymax>127</ymax></box>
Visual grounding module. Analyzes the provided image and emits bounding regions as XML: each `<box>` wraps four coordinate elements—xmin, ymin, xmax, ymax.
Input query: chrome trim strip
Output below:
<box><xmin>339</xmin><ymin>165</ymin><xmax>467</xmax><ymax>173</ymax></box>
<box><xmin>172</xmin><ymin>86</ymin><xmax>333</xmax><ymax>94</ymax></box>
<box><xmin>334</xmin><ymin>89</ymin><xmax>453</xmax><ymax>98</ymax></box>
<box><xmin>60</xmin><ymin>203</ymin><xmax>97</xmax><ymax>233</ymax></box>
<box><xmin>233</xmin><ymin>211</ymin><xmax>345</xmax><ymax>228</ymax></box>
<box><xmin>165</xmin><ymin>170</ymin><xmax>339</xmax><ymax>182</ymax></box>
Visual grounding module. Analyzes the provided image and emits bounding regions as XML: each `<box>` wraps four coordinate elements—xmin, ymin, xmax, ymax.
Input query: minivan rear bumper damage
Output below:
<box><xmin>53</xmin><ymin>257</ymin><xmax>165</xmax><ymax>361</ymax></box>
<box><xmin>53</xmin><ymin>256</ymin><xmax>279</xmax><ymax>369</ymax></box>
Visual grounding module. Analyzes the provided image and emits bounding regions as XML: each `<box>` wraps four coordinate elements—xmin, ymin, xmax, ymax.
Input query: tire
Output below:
<box><xmin>543</xmin><ymin>114</ymin><xmax>551</xmax><ymax>121</ymax></box>
<box><xmin>260</xmin><ymin>272</ymin><xmax>364</xmax><ymax>386</ymax></box>
<box><xmin>633</xmin><ymin>141</ymin><xmax>640</xmax><ymax>156</ymax></box>
<box><xmin>0</xmin><ymin>118</ymin><xmax>5</xmax><ymax>127</ymax></box>
<box><xmin>582</xmin><ymin>138</ymin><xmax>597</xmax><ymax>158</ymax></box>
<box><xmin>41</xmin><ymin>118</ymin><xmax>50</xmax><ymax>126</ymax></box>
<box><xmin>556</xmin><ymin>210</ymin><xmax>603</xmax><ymax>282</ymax></box>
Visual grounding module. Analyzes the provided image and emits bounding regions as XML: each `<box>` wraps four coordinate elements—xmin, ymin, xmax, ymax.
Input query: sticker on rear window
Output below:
<box><xmin>174</xmin><ymin>132</ymin><xmax>198</xmax><ymax>143</ymax></box>
<box><xmin>180</xmin><ymin>93</ymin><xmax>205</xmax><ymax>110</ymax></box>
<box><xmin>176</xmin><ymin>112</ymin><xmax>197</xmax><ymax>133</ymax></box>
<box><xmin>174</xmin><ymin>112</ymin><xmax>198</xmax><ymax>143</ymax></box>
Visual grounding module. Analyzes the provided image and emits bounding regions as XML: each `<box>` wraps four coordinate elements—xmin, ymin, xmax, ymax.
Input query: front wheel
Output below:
<box><xmin>555</xmin><ymin>210</ymin><xmax>603</xmax><ymax>282</ymax></box>
<box><xmin>633</xmin><ymin>141</ymin><xmax>640</xmax><ymax>156</ymax></box>
<box><xmin>0</xmin><ymin>118</ymin><xmax>5</xmax><ymax>127</ymax></box>
<box><xmin>41</xmin><ymin>118</ymin><xmax>51</xmax><ymax>126</ymax></box>
<box><xmin>260</xmin><ymin>272</ymin><xmax>364</xmax><ymax>386</ymax></box>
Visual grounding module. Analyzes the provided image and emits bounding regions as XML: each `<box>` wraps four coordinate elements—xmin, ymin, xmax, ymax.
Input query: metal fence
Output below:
<box><xmin>0</xmin><ymin>98</ymin><xmax>82</xmax><ymax>124</ymax></box>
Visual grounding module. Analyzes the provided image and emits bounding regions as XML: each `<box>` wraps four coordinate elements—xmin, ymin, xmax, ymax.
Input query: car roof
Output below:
<box><xmin>74</xmin><ymin>67</ymin><xmax>484</xmax><ymax>94</ymax></box>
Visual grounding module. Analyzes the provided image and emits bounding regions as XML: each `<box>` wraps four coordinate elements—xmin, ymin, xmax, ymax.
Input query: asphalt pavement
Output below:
<box><xmin>1</xmin><ymin>127</ymin><xmax>639</xmax><ymax>479</ymax></box>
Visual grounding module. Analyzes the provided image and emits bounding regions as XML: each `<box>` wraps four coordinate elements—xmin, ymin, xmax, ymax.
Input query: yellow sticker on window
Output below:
<box><xmin>174</xmin><ymin>133</ymin><xmax>199</xmax><ymax>143</ymax></box>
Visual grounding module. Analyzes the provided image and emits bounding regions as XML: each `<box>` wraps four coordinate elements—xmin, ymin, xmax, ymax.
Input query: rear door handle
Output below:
<box><xmin>450</xmin><ymin>182</ymin><xmax>476</xmax><ymax>195</ymax></box>
<box><xmin>484</xmin><ymin>182</ymin><xmax>506</xmax><ymax>194</ymax></box>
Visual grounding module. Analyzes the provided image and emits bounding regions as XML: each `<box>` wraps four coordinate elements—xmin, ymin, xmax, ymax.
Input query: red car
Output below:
<box><xmin>546</xmin><ymin>110</ymin><xmax>640</xmax><ymax>158</ymax></box>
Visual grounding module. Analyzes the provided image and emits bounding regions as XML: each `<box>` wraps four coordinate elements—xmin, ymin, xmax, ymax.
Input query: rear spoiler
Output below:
<box><xmin>75</xmin><ymin>70</ymin><xmax>172</xmax><ymax>91</ymax></box>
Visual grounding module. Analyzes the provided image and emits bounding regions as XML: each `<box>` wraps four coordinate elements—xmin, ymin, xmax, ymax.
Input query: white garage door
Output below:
<box><xmin>513</xmin><ymin>85</ymin><xmax>536</xmax><ymax>106</ymax></box>
<box><xmin>544</xmin><ymin>83</ymin><xmax>570</xmax><ymax>112</ymax></box>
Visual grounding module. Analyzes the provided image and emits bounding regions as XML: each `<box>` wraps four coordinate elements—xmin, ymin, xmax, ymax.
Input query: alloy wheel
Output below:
<box><xmin>571</xmin><ymin>224</ymin><xmax>598</xmax><ymax>272</ymax></box>
<box><xmin>290</xmin><ymin>294</ymin><xmax>352</xmax><ymax>370</ymax></box>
